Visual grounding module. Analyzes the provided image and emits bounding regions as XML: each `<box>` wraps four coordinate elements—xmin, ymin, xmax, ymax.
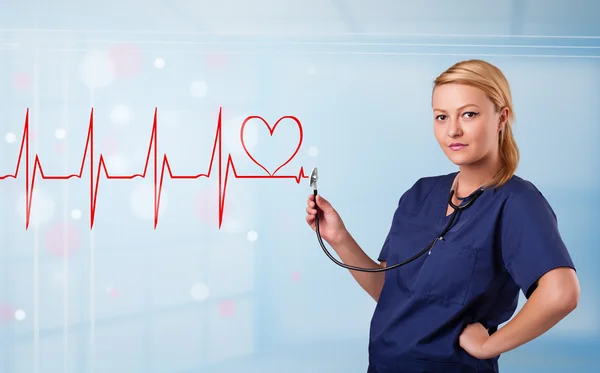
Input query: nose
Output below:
<box><xmin>447</xmin><ymin>116</ymin><xmax>462</xmax><ymax>138</ymax></box>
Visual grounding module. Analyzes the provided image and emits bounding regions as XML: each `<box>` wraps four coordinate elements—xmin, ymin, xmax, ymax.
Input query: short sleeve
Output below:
<box><xmin>501</xmin><ymin>188</ymin><xmax>576</xmax><ymax>298</ymax></box>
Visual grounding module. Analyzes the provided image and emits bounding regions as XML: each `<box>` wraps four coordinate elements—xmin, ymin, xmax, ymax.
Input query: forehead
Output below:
<box><xmin>432</xmin><ymin>83</ymin><xmax>490</xmax><ymax>110</ymax></box>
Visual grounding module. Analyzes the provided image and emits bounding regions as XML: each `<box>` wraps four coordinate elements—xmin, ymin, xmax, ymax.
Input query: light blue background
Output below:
<box><xmin>0</xmin><ymin>0</ymin><xmax>599</xmax><ymax>372</ymax></box>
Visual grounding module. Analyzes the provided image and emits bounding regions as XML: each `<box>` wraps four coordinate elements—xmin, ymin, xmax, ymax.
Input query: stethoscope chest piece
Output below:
<box><xmin>310</xmin><ymin>167</ymin><xmax>318</xmax><ymax>190</ymax></box>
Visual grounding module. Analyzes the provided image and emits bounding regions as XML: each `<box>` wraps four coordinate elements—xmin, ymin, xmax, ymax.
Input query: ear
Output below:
<box><xmin>497</xmin><ymin>107</ymin><xmax>509</xmax><ymax>132</ymax></box>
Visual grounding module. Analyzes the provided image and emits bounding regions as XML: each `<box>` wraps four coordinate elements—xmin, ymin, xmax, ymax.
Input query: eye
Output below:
<box><xmin>463</xmin><ymin>111</ymin><xmax>479</xmax><ymax>118</ymax></box>
<box><xmin>435</xmin><ymin>114</ymin><xmax>447</xmax><ymax>121</ymax></box>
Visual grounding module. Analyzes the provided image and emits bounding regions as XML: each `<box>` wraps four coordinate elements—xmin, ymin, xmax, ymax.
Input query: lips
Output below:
<box><xmin>449</xmin><ymin>143</ymin><xmax>467</xmax><ymax>151</ymax></box>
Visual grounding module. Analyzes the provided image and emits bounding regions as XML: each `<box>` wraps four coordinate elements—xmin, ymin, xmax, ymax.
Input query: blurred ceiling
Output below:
<box><xmin>0</xmin><ymin>0</ymin><xmax>599</xmax><ymax>37</ymax></box>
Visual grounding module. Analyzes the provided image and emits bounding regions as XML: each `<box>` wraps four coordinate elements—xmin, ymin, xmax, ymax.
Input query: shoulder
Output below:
<box><xmin>396</xmin><ymin>172</ymin><xmax>455</xmax><ymax>209</ymax></box>
<box><xmin>495</xmin><ymin>174</ymin><xmax>541</xmax><ymax>195</ymax></box>
<box><xmin>404</xmin><ymin>172</ymin><xmax>454</xmax><ymax>196</ymax></box>
<box><xmin>495</xmin><ymin>174</ymin><xmax>558</xmax><ymax>222</ymax></box>
<box><xmin>410</xmin><ymin>172</ymin><xmax>454</xmax><ymax>190</ymax></box>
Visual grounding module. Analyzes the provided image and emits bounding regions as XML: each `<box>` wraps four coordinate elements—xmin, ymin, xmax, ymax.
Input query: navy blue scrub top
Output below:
<box><xmin>368</xmin><ymin>172</ymin><xmax>576</xmax><ymax>373</ymax></box>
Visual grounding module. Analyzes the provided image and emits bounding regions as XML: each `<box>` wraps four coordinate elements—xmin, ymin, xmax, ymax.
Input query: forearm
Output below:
<box><xmin>482</xmin><ymin>275</ymin><xmax>579</xmax><ymax>357</ymax></box>
<box><xmin>332</xmin><ymin>233</ymin><xmax>386</xmax><ymax>302</ymax></box>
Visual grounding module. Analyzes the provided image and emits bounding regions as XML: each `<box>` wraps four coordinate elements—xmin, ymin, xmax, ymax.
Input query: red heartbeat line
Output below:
<box><xmin>0</xmin><ymin>107</ymin><xmax>309</xmax><ymax>230</ymax></box>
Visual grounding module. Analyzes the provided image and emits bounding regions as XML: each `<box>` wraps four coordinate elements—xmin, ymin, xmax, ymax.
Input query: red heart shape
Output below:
<box><xmin>240</xmin><ymin>115</ymin><xmax>303</xmax><ymax>176</ymax></box>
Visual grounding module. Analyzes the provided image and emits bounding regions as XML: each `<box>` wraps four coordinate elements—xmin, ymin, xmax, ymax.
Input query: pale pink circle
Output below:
<box><xmin>207</xmin><ymin>54</ymin><xmax>227</xmax><ymax>69</ymax></box>
<box><xmin>196</xmin><ymin>187</ymin><xmax>220</xmax><ymax>225</ymax></box>
<box><xmin>218</xmin><ymin>299</ymin><xmax>236</xmax><ymax>318</ymax></box>
<box><xmin>291</xmin><ymin>271</ymin><xmax>301</xmax><ymax>283</ymax></box>
<box><xmin>103</xmin><ymin>137</ymin><xmax>119</xmax><ymax>155</ymax></box>
<box><xmin>108</xmin><ymin>44</ymin><xmax>142</xmax><ymax>78</ymax></box>
<box><xmin>44</xmin><ymin>222</ymin><xmax>82</xmax><ymax>258</ymax></box>
<box><xmin>109</xmin><ymin>288</ymin><xmax>119</xmax><ymax>298</ymax></box>
<box><xmin>14</xmin><ymin>73</ymin><xmax>31</xmax><ymax>90</ymax></box>
<box><xmin>0</xmin><ymin>303</ymin><xmax>15</xmax><ymax>322</ymax></box>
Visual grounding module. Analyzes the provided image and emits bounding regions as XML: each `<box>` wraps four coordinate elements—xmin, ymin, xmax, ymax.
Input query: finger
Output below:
<box><xmin>306</xmin><ymin>206</ymin><xmax>317</xmax><ymax>215</ymax></box>
<box><xmin>308</xmin><ymin>194</ymin><xmax>314</xmax><ymax>200</ymax></box>
<box><xmin>316</xmin><ymin>194</ymin><xmax>330</xmax><ymax>208</ymax></box>
<box><xmin>306</xmin><ymin>215</ymin><xmax>316</xmax><ymax>228</ymax></box>
<box><xmin>307</xmin><ymin>200</ymin><xmax>315</xmax><ymax>208</ymax></box>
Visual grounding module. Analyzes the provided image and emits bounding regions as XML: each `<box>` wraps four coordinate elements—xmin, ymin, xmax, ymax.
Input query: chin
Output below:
<box><xmin>446</xmin><ymin>153</ymin><xmax>472</xmax><ymax>166</ymax></box>
<box><xmin>448</xmin><ymin>152</ymin><xmax>492</xmax><ymax>169</ymax></box>
<box><xmin>445</xmin><ymin>154</ymin><xmax>476</xmax><ymax>166</ymax></box>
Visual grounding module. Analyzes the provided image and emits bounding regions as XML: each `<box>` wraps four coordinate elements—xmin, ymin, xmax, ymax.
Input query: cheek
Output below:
<box><xmin>433</xmin><ymin>125</ymin><xmax>445</xmax><ymax>143</ymax></box>
<box><xmin>483</xmin><ymin>126</ymin><xmax>499</xmax><ymax>146</ymax></box>
<box><xmin>468</xmin><ymin>122</ymin><xmax>495</xmax><ymax>147</ymax></box>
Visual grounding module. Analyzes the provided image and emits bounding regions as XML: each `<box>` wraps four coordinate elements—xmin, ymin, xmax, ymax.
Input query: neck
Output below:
<box><xmin>455</xmin><ymin>153</ymin><xmax>503</xmax><ymax>197</ymax></box>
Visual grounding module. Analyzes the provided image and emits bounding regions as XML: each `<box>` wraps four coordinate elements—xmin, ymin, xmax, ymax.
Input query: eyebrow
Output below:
<box><xmin>433</xmin><ymin>104</ymin><xmax>481</xmax><ymax>112</ymax></box>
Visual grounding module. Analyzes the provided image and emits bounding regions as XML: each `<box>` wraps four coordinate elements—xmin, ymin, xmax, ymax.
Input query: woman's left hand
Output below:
<box><xmin>459</xmin><ymin>322</ymin><xmax>496</xmax><ymax>360</ymax></box>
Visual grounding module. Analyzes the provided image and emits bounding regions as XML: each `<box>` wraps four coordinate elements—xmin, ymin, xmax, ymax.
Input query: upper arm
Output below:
<box><xmin>380</xmin><ymin>260</ymin><xmax>387</xmax><ymax>268</ymax></box>
<box><xmin>536</xmin><ymin>266</ymin><xmax>580</xmax><ymax>310</ymax></box>
<box><xmin>501</xmin><ymin>188</ymin><xmax>576</xmax><ymax>299</ymax></box>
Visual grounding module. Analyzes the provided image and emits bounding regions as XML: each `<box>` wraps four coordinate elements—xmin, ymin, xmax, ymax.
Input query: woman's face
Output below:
<box><xmin>431</xmin><ymin>83</ymin><xmax>507</xmax><ymax>167</ymax></box>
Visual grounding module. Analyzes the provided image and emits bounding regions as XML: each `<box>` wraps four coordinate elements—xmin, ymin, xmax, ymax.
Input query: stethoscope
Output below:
<box><xmin>309</xmin><ymin>167</ymin><xmax>485</xmax><ymax>272</ymax></box>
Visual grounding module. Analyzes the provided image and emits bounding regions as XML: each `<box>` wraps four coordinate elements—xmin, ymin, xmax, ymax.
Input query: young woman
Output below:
<box><xmin>305</xmin><ymin>59</ymin><xmax>580</xmax><ymax>373</ymax></box>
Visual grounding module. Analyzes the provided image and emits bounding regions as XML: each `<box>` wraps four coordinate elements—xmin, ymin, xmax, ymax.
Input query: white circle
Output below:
<box><xmin>55</xmin><ymin>128</ymin><xmax>66</xmax><ymax>140</ymax></box>
<box><xmin>5</xmin><ymin>132</ymin><xmax>16</xmax><ymax>143</ymax></box>
<box><xmin>110</xmin><ymin>105</ymin><xmax>132</xmax><ymax>125</ymax></box>
<box><xmin>223</xmin><ymin>115</ymin><xmax>259</xmax><ymax>155</ymax></box>
<box><xmin>308</xmin><ymin>146</ymin><xmax>319</xmax><ymax>157</ymax></box>
<box><xmin>16</xmin><ymin>188</ymin><xmax>55</xmax><ymax>227</ymax></box>
<box><xmin>14</xmin><ymin>309</ymin><xmax>26</xmax><ymax>321</ymax></box>
<box><xmin>79</xmin><ymin>49</ymin><xmax>115</xmax><ymax>89</ymax></box>
<box><xmin>71</xmin><ymin>209</ymin><xmax>82</xmax><ymax>220</ymax></box>
<box><xmin>220</xmin><ymin>217</ymin><xmax>242</xmax><ymax>234</ymax></box>
<box><xmin>130</xmin><ymin>183</ymin><xmax>169</xmax><ymax>220</ymax></box>
<box><xmin>247</xmin><ymin>230</ymin><xmax>258</xmax><ymax>242</ymax></box>
<box><xmin>103</xmin><ymin>155</ymin><xmax>129</xmax><ymax>174</ymax></box>
<box><xmin>190</xmin><ymin>80</ymin><xmax>208</xmax><ymax>98</ymax></box>
<box><xmin>154</xmin><ymin>58</ymin><xmax>165</xmax><ymax>69</ymax></box>
<box><xmin>190</xmin><ymin>282</ymin><xmax>210</xmax><ymax>301</ymax></box>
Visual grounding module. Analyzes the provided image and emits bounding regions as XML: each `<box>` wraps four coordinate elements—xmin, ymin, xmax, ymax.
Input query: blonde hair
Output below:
<box><xmin>433</xmin><ymin>59</ymin><xmax>519</xmax><ymax>188</ymax></box>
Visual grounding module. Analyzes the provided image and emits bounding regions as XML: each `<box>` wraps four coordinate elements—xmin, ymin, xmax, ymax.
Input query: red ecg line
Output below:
<box><xmin>0</xmin><ymin>107</ymin><xmax>309</xmax><ymax>230</ymax></box>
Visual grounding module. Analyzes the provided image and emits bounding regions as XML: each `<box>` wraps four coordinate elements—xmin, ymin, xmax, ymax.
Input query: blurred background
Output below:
<box><xmin>0</xmin><ymin>0</ymin><xmax>599</xmax><ymax>372</ymax></box>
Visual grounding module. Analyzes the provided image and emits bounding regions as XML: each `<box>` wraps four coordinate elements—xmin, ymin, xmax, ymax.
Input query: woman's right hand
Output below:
<box><xmin>306</xmin><ymin>193</ymin><xmax>349</xmax><ymax>246</ymax></box>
